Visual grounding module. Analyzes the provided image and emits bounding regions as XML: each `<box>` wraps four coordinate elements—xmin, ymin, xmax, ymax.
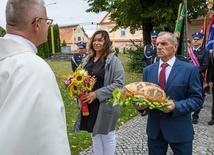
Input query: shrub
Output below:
<box><xmin>62</xmin><ymin>40</ymin><xmax>67</xmax><ymax>46</ymax></box>
<box><xmin>124</xmin><ymin>41</ymin><xmax>143</xmax><ymax>73</ymax></box>
<box><xmin>114</xmin><ymin>47</ymin><xmax>119</xmax><ymax>55</ymax></box>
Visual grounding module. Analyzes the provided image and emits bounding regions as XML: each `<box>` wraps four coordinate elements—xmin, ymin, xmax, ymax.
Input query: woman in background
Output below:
<box><xmin>80</xmin><ymin>30</ymin><xmax>125</xmax><ymax>155</ymax></box>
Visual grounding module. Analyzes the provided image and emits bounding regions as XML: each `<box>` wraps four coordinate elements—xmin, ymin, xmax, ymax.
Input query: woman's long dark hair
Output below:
<box><xmin>87</xmin><ymin>30</ymin><xmax>113</xmax><ymax>61</ymax></box>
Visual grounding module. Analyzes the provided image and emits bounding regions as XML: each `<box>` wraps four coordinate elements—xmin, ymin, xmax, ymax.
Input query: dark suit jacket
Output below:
<box><xmin>143</xmin><ymin>58</ymin><xmax>203</xmax><ymax>143</ymax></box>
<box><xmin>71</xmin><ymin>53</ymin><xmax>85</xmax><ymax>72</ymax></box>
<box><xmin>193</xmin><ymin>47</ymin><xmax>210</xmax><ymax>74</ymax></box>
<box><xmin>142</xmin><ymin>44</ymin><xmax>157</xmax><ymax>67</ymax></box>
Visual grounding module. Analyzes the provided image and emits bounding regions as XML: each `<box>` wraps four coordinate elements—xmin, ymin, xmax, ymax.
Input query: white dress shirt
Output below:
<box><xmin>158</xmin><ymin>56</ymin><xmax>176</xmax><ymax>82</ymax></box>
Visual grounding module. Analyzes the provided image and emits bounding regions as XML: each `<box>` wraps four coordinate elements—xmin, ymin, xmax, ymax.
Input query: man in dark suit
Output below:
<box><xmin>143</xmin><ymin>32</ymin><xmax>203</xmax><ymax>155</ymax></box>
<box><xmin>71</xmin><ymin>41</ymin><xmax>87</xmax><ymax>72</ymax></box>
<box><xmin>190</xmin><ymin>32</ymin><xmax>210</xmax><ymax>124</ymax></box>
<box><xmin>207</xmin><ymin>50</ymin><xmax>214</xmax><ymax>125</ymax></box>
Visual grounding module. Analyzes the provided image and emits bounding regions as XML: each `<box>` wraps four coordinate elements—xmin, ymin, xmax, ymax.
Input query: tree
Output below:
<box><xmin>86</xmin><ymin>0</ymin><xmax>208</xmax><ymax>45</ymax></box>
<box><xmin>54</xmin><ymin>24</ymin><xmax>61</xmax><ymax>53</ymax></box>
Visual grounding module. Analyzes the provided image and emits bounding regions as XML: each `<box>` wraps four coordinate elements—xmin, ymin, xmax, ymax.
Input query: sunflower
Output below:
<box><xmin>86</xmin><ymin>81</ymin><xmax>94</xmax><ymax>91</ymax></box>
<box><xmin>69</xmin><ymin>83</ymin><xmax>79</xmax><ymax>96</ymax></box>
<box><xmin>73</xmin><ymin>71</ymin><xmax>88</xmax><ymax>85</ymax></box>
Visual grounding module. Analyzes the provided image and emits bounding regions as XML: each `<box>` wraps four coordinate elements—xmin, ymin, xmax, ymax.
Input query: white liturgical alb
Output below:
<box><xmin>0</xmin><ymin>36</ymin><xmax>71</xmax><ymax>155</ymax></box>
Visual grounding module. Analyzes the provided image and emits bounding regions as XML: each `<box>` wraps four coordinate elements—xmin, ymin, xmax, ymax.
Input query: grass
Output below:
<box><xmin>47</xmin><ymin>53</ymin><xmax>142</xmax><ymax>155</ymax></box>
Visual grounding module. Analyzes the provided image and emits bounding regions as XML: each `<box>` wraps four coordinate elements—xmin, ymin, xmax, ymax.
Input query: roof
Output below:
<box><xmin>59</xmin><ymin>24</ymin><xmax>79</xmax><ymax>28</ymax></box>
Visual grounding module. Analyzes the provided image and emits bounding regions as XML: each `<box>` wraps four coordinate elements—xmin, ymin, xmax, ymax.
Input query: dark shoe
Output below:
<box><xmin>141</xmin><ymin>109</ymin><xmax>148</xmax><ymax>116</ymax></box>
<box><xmin>208</xmin><ymin>119</ymin><xmax>214</xmax><ymax>125</ymax></box>
<box><xmin>192</xmin><ymin>118</ymin><xmax>198</xmax><ymax>124</ymax></box>
<box><xmin>207</xmin><ymin>90</ymin><xmax>211</xmax><ymax>94</ymax></box>
<box><xmin>204</xmin><ymin>87</ymin><xmax>211</xmax><ymax>94</ymax></box>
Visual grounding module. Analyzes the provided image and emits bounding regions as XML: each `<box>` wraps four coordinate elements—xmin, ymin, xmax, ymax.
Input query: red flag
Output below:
<box><xmin>200</xmin><ymin>18</ymin><xmax>206</xmax><ymax>34</ymax></box>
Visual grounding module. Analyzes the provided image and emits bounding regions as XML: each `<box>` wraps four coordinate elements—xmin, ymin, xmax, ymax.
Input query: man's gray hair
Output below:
<box><xmin>158</xmin><ymin>32</ymin><xmax>178</xmax><ymax>44</ymax></box>
<box><xmin>6</xmin><ymin>0</ymin><xmax>45</xmax><ymax>29</ymax></box>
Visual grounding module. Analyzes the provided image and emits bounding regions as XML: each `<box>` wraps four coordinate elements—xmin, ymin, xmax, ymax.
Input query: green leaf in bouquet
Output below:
<box><xmin>112</xmin><ymin>88</ymin><xmax>121</xmax><ymax>100</ymax></box>
<box><xmin>108</xmin><ymin>87</ymin><xmax>125</xmax><ymax>106</ymax></box>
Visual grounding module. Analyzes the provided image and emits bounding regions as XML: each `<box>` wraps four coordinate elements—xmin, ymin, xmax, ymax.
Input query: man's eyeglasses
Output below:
<box><xmin>31</xmin><ymin>17</ymin><xmax>53</xmax><ymax>26</ymax></box>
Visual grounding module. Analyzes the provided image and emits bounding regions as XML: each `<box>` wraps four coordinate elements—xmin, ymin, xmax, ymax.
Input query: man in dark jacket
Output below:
<box><xmin>71</xmin><ymin>41</ymin><xmax>87</xmax><ymax>72</ymax></box>
<box><xmin>142</xmin><ymin>30</ymin><xmax>159</xmax><ymax>67</ymax></box>
<box><xmin>190</xmin><ymin>32</ymin><xmax>210</xmax><ymax>124</ymax></box>
<box><xmin>207</xmin><ymin>50</ymin><xmax>214</xmax><ymax>125</ymax></box>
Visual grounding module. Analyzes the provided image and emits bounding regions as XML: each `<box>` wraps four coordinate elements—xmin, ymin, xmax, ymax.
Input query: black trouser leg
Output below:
<box><xmin>211</xmin><ymin>87</ymin><xmax>214</xmax><ymax>119</ymax></box>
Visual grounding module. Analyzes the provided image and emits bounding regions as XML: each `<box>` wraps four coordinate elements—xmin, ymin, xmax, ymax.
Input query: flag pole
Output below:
<box><xmin>184</xmin><ymin>0</ymin><xmax>188</xmax><ymax>57</ymax></box>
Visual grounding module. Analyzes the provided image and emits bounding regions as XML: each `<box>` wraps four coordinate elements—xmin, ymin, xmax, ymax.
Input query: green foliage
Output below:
<box><xmin>37</xmin><ymin>24</ymin><xmax>61</xmax><ymax>58</ymax></box>
<box><xmin>86</xmin><ymin>0</ymin><xmax>208</xmax><ymax>45</ymax></box>
<box><xmin>114</xmin><ymin>47</ymin><xmax>119</xmax><ymax>55</ymax></box>
<box><xmin>48</xmin><ymin>53</ymin><xmax>141</xmax><ymax>155</ymax></box>
<box><xmin>37</xmin><ymin>45</ymin><xmax>45</xmax><ymax>58</ymax></box>
<box><xmin>124</xmin><ymin>41</ymin><xmax>143</xmax><ymax>73</ymax></box>
<box><xmin>62</xmin><ymin>40</ymin><xmax>67</xmax><ymax>46</ymax></box>
<box><xmin>48</xmin><ymin>27</ymin><xmax>52</xmax><ymax>54</ymax></box>
<box><xmin>0</xmin><ymin>26</ymin><xmax>6</xmax><ymax>37</ymax></box>
<box><xmin>54</xmin><ymin>24</ymin><xmax>61</xmax><ymax>53</ymax></box>
<box><xmin>43</xmin><ymin>41</ymin><xmax>50</xmax><ymax>58</ymax></box>
<box><xmin>47</xmin><ymin>24</ymin><xmax>61</xmax><ymax>53</ymax></box>
<box><xmin>37</xmin><ymin>41</ymin><xmax>49</xmax><ymax>59</ymax></box>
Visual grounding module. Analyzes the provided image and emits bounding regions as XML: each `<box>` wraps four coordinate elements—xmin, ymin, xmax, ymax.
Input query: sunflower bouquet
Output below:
<box><xmin>65</xmin><ymin>63</ymin><xmax>96</xmax><ymax>116</ymax></box>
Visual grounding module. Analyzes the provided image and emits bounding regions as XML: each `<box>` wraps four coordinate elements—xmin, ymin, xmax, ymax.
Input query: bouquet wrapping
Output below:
<box><xmin>65</xmin><ymin>64</ymin><xmax>96</xmax><ymax>116</ymax></box>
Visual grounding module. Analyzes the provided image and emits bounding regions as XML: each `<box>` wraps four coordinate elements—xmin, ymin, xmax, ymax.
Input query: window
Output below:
<box><xmin>121</xmin><ymin>27</ymin><xmax>126</xmax><ymax>37</ymax></box>
<box><xmin>78</xmin><ymin>37</ymin><xmax>81</xmax><ymax>41</ymax></box>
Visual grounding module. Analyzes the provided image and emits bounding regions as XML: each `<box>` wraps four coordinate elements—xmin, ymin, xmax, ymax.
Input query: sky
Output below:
<box><xmin>0</xmin><ymin>0</ymin><xmax>107</xmax><ymax>37</ymax></box>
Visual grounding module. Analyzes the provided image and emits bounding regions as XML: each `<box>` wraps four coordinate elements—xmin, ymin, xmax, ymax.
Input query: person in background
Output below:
<box><xmin>143</xmin><ymin>31</ymin><xmax>203</xmax><ymax>155</ymax></box>
<box><xmin>207</xmin><ymin>49</ymin><xmax>214</xmax><ymax>125</ymax></box>
<box><xmin>0</xmin><ymin>0</ymin><xmax>71</xmax><ymax>155</ymax></box>
<box><xmin>190</xmin><ymin>32</ymin><xmax>210</xmax><ymax>124</ymax></box>
<box><xmin>79</xmin><ymin>30</ymin><xmax>125</xmax><ymax>155</ymax></box>
<box><xmin>142</xmin><ymin>30</ymin><xmax>159</xmax><ymax>67</ymax></box>
<box><xmin>71</xmin><ymin>41</ymin><xmax>87</xmax><ymax>72</ymax></box>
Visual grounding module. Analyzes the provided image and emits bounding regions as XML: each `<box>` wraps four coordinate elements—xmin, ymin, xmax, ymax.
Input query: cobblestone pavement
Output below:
<box><xmin>79</xmin><ymin>94</ymin><xmax>214</xmax><ymax>155</ymax></box>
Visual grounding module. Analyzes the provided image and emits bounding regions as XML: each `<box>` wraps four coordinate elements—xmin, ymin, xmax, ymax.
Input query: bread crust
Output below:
<box><xmin>121</xmin><ymin>82</ymin><xmax>166</xmax><ymax>103</ymax></box>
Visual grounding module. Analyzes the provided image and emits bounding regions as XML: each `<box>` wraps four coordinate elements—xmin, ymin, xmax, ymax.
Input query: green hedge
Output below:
<box><xmin>37</xmin><ymin>24</ymin><xmax>61</xmax><ymax>59</ymax></box>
